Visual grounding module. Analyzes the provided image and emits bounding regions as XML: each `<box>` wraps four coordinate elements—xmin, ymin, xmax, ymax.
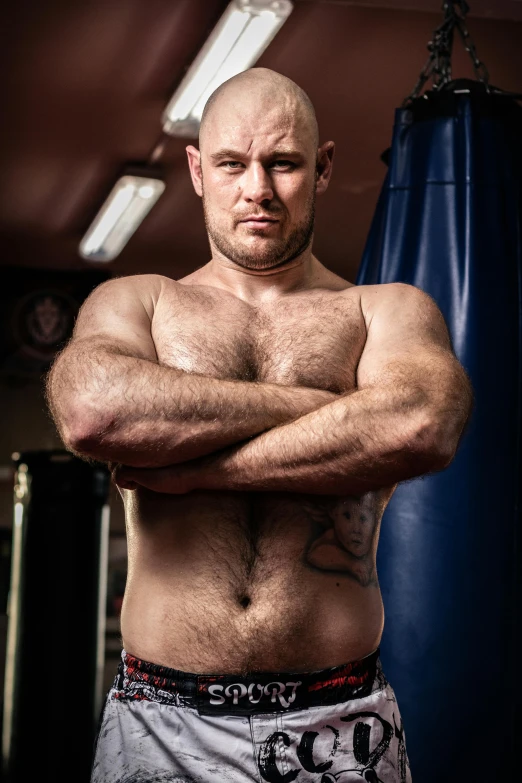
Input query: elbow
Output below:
<box><xmin>58</xmin><ymin>402</ymin><xmax>114</xmax><ymax>457</ymax></box>
<box><xmin>406</xmin><ymin>367</ymin><xmax>474</xmax><ymax>473</ymax></box>
<box><xmin>46</xmin><ymin>355</ymin><xmax>117</xmax><ymax>457</ymax></box>
<box><xmin>64</xmin><ymin>422</ymin><xmax>103</xmax><ymax>456</ymax></box>
<box><xmin>409</xmin><ymin>404</ymin><xmax>471</xmax><ymax>473</ymax></box>
<box><xmin>423</xmin><ymin>432</ymin><xmax>457</xmax><ymax>472</ymax></box>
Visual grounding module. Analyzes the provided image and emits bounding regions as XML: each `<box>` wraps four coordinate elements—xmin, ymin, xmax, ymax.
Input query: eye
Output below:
<box><xmin>271</xmin><ymin>160</ymin><xmax>296</xmax><ymax>170</ymax></box>
<box><xmin>221</xmin><ymin>161</ymin><xmax>243</xmax><ymax>169</ymax></box>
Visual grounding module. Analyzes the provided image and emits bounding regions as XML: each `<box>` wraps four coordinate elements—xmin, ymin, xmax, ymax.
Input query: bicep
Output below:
<box><xmin>356</xmin><ymin>283</ymin><xmax>456</xmax><ymax>390</ymax></box>
<box><xmin>70</xmin><ymin>275</ymin><xmax>160</xmax><ymax>361</ymax></box>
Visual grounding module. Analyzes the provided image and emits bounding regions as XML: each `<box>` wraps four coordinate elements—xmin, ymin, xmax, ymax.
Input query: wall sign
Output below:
<box><xmin>0</xmin><ymin>267</ymin><xmax>110</xmax><ymax>378</ymax></box>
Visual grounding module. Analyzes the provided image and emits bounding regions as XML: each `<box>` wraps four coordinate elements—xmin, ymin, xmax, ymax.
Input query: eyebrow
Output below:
<box><xmin>209</xmin><ymin>148</ymin><xmax>304</xmax><ymax>162</ymax></box>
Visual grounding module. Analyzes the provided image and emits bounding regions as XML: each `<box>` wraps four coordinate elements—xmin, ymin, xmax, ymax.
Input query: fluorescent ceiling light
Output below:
<box><xmin>162</xmin><ymin>0</ymin><xmax>293</xmax><ymax>137</ymax></box>
<box><xmin>79</xmin><ymin>175</ymin><xmax>165</xmax><ymax>262</ymax></box>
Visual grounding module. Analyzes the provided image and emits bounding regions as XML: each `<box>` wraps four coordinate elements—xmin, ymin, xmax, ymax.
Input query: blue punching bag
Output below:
<box><xmin>357</xmin><ymin>8</ymin><xmax>522</xmax><ymax>781</ymax></box>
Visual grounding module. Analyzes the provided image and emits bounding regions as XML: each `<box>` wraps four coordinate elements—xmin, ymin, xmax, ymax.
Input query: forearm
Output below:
<box><xmin>194</xmin><ymin>392</ymin><xmax>437</xmax><ymax>495</ymax></box>
<box><xmin>188</xmin><ymin>382</ymin><xmax>465</xmax><ymax>495</ymax></box>
<box><xmin>47</xmin><ymin>341</ymin><xmax>336</xmax><ymax>467</ymax></box>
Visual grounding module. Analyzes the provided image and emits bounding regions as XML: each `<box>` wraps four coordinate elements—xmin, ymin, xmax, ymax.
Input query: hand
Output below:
<box><xmin>112</xmin><ymin>461</ymin><xmax>199</xmax><ymax>494</ymax></box>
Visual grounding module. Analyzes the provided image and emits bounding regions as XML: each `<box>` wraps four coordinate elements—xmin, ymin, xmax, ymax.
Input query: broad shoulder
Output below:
<box><xmin>354</xmin><ymin>283</ymin><xmax>451</xmax><ymax>350</ymax></box>
<box><xmin>90</xmin><ymin>273</ymin><xmax>172</xmax><ymax>296</ymax></box>
<box><xmin>356</xmin><ymin>282</ymin><xmax>441</xmax><ymax>325</ymax></box>
<box><xmin>85</xmin><ymin>273</ymin><xmax>178</xmax><ymax>315</ymax></box>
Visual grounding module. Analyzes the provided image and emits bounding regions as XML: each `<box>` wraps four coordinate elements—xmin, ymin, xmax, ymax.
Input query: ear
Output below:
<box><xmin>186</xmin><ymin>145</ymin><xmax>203</xmax><ymax>197</ymax></box>
<box><xmin>315</xmin><ymin>141</ymin><xmax>335</xmax><ymax>196</ymax></box>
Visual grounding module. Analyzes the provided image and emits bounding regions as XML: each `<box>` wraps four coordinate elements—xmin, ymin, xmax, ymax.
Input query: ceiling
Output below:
<box><xmin>317</xmin><ymin>0</ymin><xmax>522</xmax><ymax>17</ymax></box>
<box><xmin>1</xmin><ymin>0</ymin><xmax>521</xmax><ymax>282</ymax></box>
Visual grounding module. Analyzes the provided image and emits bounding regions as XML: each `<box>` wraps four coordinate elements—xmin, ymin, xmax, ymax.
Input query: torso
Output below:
<box><xmin>120</xmin><ymin>270</ymin><xmax>395</xmax><ymax>674</ymax></box>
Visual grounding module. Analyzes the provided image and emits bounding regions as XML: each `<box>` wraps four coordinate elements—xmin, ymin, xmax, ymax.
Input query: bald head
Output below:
<box><xmin>186</xmin><ymin>67</ymin><xmax>334</xmax><ymax>274</ymax></box>
<box><xmin>199</xmin><ymin>68</ymin><xmax>319</xmax><ymax>152</ymax></box>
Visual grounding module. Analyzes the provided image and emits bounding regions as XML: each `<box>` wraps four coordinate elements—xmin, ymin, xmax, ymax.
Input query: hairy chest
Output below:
<box><xmin>151</xmin><ymin>284</ymin><xmax>366</xmax><ymax>394</ymax></box>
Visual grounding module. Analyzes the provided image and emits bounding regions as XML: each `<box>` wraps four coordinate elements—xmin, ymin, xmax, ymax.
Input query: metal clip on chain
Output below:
<box><xmin>403</xmin><ymin>0</ymin><xmax>490</xmax><ymax>107</ymax></box>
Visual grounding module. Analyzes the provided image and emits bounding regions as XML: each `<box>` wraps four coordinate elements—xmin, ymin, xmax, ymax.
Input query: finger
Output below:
<box><xmin>112</xmin><ymin>465</ymin><xmax>138</xmax><ymax>490</ymax></box>
<box><xmin>115</xmin><ymin>465</ymin><xmax>188</xmax><ymax>494</ymax></box>
<box><xmin>119</xmin><ymin>466</ymin><xmax>167</xmax><ymax>492</ymax></box>
<box><xmin>113</xmin><ymin>474</ymin><xmax>138</xmax><ymax>490</ymax></box>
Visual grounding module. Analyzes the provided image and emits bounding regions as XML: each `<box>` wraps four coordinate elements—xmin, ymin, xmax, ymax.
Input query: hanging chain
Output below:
<box><xmin>403</xmin><ymin>1</ymin><xmax>490</xmax><ymax>106</ymax></box>
<box><xmin>454</xmin><ymin>6</ymin><xmax>490</xmax><ymax>86</ymax></box>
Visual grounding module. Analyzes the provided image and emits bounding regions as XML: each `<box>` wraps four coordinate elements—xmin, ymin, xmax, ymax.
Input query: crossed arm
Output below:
<box><xmin>46</xmin><ymin>275</ymin><xmax>337</xmax><ymax>468</ymax></box>
<box><xmin>47</xmin><ymin>276</ymin><xmax>473</xmax><ymax>496</ymax></box>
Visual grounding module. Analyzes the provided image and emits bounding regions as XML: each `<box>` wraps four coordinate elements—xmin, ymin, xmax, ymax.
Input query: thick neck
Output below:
<box><xmin>199</xmin><ymin>242</ymin><xmax>324</xmax><ymax>305</ymax></box>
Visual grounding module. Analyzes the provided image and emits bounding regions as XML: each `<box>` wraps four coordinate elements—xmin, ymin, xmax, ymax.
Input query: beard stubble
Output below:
<box><xmin>202</xmin><ymin>189</ymin><xmax>316</xmax><ymax>271</ymax></box>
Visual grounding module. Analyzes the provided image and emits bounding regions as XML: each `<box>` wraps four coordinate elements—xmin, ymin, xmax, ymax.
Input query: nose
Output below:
<box><xmin>242</xmin><ymin>162</ymin><xmax>274</xmax><ymax>204</ymax></box>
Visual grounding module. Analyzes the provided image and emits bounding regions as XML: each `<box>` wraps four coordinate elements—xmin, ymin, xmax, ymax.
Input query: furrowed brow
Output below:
<box><xmin>209</xmin><ymin>148</ymin><xmax>304</xmax><ymax>162</ymax></box>
<box><xmin>209</xmin><ymin>148</ymin><xmax>243</xmax><ymax>162</ymax></box>
<box><xmin>270</xmin><ymin>149</ymin><xmax>303</xmax><ymax>159</ymax></box>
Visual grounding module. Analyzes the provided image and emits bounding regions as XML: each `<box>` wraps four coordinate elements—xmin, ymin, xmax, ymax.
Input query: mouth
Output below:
<box><xmin>239</xmin><ymin>216</ymin><xmax>279</xmax><ymax>230</ymax></box>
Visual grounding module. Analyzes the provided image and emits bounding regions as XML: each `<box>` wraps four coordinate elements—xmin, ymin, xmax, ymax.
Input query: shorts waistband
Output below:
<box><xmin>112</xmin><ymin>648</ymin><xmax>384</xmax><ymax>715</ymax></box>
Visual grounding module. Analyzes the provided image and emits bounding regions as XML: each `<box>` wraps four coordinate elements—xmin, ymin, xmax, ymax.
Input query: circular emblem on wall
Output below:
<box><xmin>11</xmin><ymin>289</ymin><xmax>78</xmax><ymax>361</ymax></box>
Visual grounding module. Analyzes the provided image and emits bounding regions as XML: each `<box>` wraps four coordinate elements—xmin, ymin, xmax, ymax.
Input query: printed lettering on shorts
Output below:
<box><xmin>196</xmin><ymin>675</ymin><xmax>303</xmax><ymax>715</ymax></box>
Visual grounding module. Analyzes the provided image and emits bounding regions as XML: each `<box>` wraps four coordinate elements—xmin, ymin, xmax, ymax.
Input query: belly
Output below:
<box><xmin>120</xmin><ymin>488</ymin><xmax>391</xmax><ymax>674</ymax></box>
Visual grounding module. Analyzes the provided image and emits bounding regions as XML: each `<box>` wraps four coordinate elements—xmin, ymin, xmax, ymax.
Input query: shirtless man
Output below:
<box><xmin>47</xmin><ymin>69</ymin><xmax>472</xmax><ymax>783</ymax></box>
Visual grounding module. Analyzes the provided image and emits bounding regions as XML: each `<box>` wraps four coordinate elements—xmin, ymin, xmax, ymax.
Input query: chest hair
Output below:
<box><xmin>153</xmin><ymin>285</ymin><xmax>366</xmax><ymax>394</ymax></box>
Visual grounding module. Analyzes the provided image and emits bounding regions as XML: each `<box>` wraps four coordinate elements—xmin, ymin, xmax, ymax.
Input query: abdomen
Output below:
<box><xmin>120</xmin><ymin>488</ymin><xmax>389</xmax><ymax>673</ymax></box>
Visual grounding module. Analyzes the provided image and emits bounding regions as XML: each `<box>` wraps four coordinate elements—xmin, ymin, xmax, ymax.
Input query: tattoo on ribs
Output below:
<box><xmin>303</xmin><ymin>495</ymin><xmax>379</xmax><ymax>587</ymax></box>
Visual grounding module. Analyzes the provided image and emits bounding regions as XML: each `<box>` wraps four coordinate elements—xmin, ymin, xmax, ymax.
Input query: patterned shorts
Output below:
<box><xmin>91</xmin><ymin>648</ymin><xmax>411</xmax><ymax>783</ymax></box>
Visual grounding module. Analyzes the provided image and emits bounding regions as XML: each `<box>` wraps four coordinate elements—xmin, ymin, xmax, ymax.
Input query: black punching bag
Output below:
<box><xmin>356</xmin><ymin>39</ymin><xmax>522</xmax><ymax>783</ymax></box>
<box><xmin>2</xmin><ymin>451</ymin><xmax>110</xmax><ymax>782</ymax></box>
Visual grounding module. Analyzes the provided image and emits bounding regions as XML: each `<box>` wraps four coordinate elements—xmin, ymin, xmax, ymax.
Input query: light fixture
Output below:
<box><xmin>162</xmin><ymin>0</ymin><xmax>294</xmax><ymax>137</ymax></box>
<box><xmin>79</xmin><ymin>174</ymin><xmax>165</xmax><ymax>262</ymax></box>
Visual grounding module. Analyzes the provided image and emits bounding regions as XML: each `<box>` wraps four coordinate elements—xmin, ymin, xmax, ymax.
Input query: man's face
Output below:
<box><xmin>198</xmin><ymin>96</ymin><xmax>318</xmax><ymax>271</ymax></box>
